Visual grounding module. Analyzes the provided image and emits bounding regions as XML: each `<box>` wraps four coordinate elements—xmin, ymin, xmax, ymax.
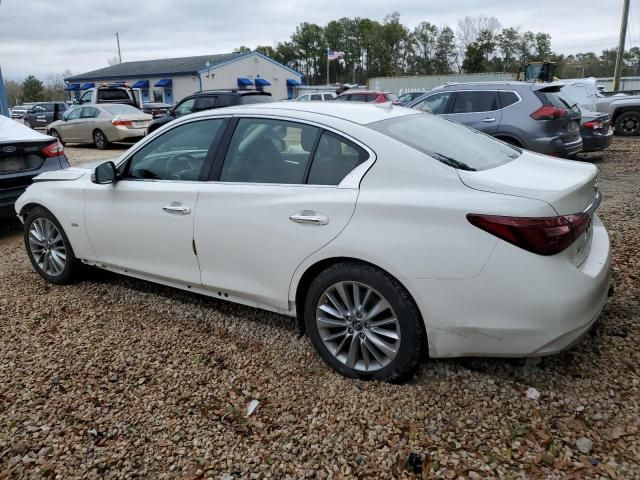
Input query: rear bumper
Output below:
<box><xmin>110</xmin><ymin>127</ymin><xmax>146</xmax><ymax>142</ymax></box>
<box><xmin>411</xmin><ymin>214</ymin><xmax>611</xmax><ymax>358</ymax></box>
<box><xmin>527</xmin><ymin>135</ymin><xmax>583</xmax><ymax>157</ymax></box>
<box><xmin>581</xmin><ymin>129</ymin><xmax>614</xmax><ymax>152</ymax></box>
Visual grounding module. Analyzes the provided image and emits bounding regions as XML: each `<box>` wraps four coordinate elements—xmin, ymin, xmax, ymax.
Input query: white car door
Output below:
<box><xmin>84</xmin><ymin>118</ymin><xmax>227</xmax><ymax>285</ymax></box>
<box><xmin>194</xmin><ymin>117</ymin><xmax>370</xmax><ymax>312</ymax></box>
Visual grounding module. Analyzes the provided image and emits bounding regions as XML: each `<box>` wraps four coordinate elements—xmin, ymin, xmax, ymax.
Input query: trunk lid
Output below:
<box><xmin>457</xmin><ymin>150</ymin><xmax>599</xmax><ymax>216</ymax></box>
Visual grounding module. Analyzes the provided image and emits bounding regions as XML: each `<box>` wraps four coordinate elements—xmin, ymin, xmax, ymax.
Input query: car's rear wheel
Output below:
<box><xmin>615</xmin><ymin>111</ymin><xmax>640</xmax><ymax>136</ymax></box>
<box><xmin>49</xmin><ymin>129</ymin><xmax>64</xmax><ymax>145</ymax></box>
<box><xmin>24</xmin><ymin>207</ymin><xmax>80</xmax><ymax>284</ymax></box>
<box><xmin>93</xmin><ymin>129</ymin><xmax>110</xmax><ymax>149</ymax></box>
<box><xmin>305</xmin><ymin>262</ymin><xmax>425</xmax><ymax>382</ymax></box>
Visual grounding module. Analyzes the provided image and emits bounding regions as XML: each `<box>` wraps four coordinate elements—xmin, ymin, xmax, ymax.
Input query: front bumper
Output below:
<box><xmin>411</xmin><ymin>215</ymin><xmax>611</xmax><ymax>358</ymax></box>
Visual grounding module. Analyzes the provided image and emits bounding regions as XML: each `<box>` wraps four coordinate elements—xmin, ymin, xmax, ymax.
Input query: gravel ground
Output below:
<box><xmin>1</xmin><ymin>139</ymin><xmax>639</xmax><ymax>479</ymax></box>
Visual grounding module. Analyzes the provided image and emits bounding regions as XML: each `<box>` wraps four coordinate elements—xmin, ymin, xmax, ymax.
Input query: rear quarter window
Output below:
<box><xmin>368</xmin><ymin>113</ymin><xmax>520</xmax><ymax>171</ymax></box>
<box><xmin>499</xmin><ymin>91</ymin><xmax>519</xmax><ymax>108</ymax></box>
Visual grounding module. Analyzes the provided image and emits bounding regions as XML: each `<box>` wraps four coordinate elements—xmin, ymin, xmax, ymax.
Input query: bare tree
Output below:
<box><xmin>456</xmin><ymin>15</ymin><xmax>501</xmax><ymax>51</ymax></box>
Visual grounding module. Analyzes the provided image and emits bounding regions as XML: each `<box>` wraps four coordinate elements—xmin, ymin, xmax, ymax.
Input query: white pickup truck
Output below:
<box><xmin>559</xmin><ymin>78</ymin><xmax>640</xmax><ymax>136</ymax></box>
<box><xmin>75</xmin><ymin>84</ymin><xmax>142</xmax><ymax>109</ymax></box>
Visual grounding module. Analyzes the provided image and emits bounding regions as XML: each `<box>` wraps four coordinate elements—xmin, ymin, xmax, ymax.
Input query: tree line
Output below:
<box><xmin>236</xmin><ymin>13</ymin><xmax>640</xmax><ymax>85</ymax></box>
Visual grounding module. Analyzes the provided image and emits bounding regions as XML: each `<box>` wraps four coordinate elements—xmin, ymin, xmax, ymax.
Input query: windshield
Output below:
<box><xmin>104</xmin><ymin>104</ymin><xmax>141</xmax><ymax>115</ymax></box>
<box><xmin>368</xmin><ymin>113</ymin><xmax>521</xmax><ymax>171</ymax></box>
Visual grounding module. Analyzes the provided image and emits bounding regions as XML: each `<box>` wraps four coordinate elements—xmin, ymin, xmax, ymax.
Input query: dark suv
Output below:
<box><xmin>408</xmin><ymin>82</ymin><xmax>583</xmax><ymax>157</ymax></box>
<box><xmin>147</xmin><ymin>89</ymin><xmax>272</xmax><ymax>134</ymax></box>
<box><xmin>23</xmin><ymin>102</ymin><xmax>68</xmax><ymax>130</ymax></box>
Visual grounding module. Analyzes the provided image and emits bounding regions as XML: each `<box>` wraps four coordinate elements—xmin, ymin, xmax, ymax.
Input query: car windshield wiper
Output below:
<box><xmin>429</xmin><ymin>152</ymin><xmax>476</xmax><ymax>171</ymax></box>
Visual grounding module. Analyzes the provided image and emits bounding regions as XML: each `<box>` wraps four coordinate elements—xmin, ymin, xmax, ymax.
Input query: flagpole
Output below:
<box><xmin>327</xmin><ymin>47</ymin><xmax>330</xmax><ymax>86</ymax></box>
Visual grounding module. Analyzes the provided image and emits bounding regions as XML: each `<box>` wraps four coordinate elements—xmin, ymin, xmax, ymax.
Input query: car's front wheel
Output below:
<box><xmin>615</xmin><ymin>111</ymin><xmax>640</xmax><ymax>136</ymax></box>
<box><xmin>305</xmin><ymin>262</ymin><xmax>425</xmax><ymax>382</ymax></box>
<box><xmin>93</xmin><ymin>129</ymin><xmax>110</xmax><ymax>149</ymax></box>
<box><xmin>24</xmin><ymin>207</ymin><xmax>81</xmax><ymax>284</ymax></box>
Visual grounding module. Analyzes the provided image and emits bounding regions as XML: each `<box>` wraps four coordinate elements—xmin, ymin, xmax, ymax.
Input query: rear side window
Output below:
<box><xmin>451</xmin><ymin>91</ymin><xmax>499</xmax><ymax>113</ymax></box>
<box><xmin>310</xmin><ymin>94</ymin><xmax>322</xmax><ymax>100</ymax></box>
<box><xmin>368</xmin><ymin>113</ymin><xmax>520</xmax><ymax>171</ymax></box>
<box><xmin>80</xmin><ymin>107</ymin><xmax>99</xmax><ymax>118</ymax></box>
<box><xmin>103</xmin><ymin>104</ymin><xmax>140</xmax><ymax>115</ymax></box>
<box><xmin>499</xmin><ymin>91</ymin><xmax>519</xmax><ymax>108</ymax></box>
<box><xmin>308</xmin><ymin>132</ymin><xmax>368</xmax><ymax>185</ymax></box>
<box><xmin>195</xmin><ymin>96</ymin><xmax>217</xmax><ymax>111</ymax></box>
<box><xmin>323</xmin><ymin>94</ymin><xmax>334</xmax><ymax>100</ymax></box>
<box><xmin>238</xmin><ymin>95</ymin><xmax>272</xmax><ymax>105</ymax></box>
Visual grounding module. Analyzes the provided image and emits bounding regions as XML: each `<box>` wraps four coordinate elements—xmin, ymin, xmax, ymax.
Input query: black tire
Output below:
<box><xmin>24</xmin><ymin>207</ymin><xmax>81</xmax><ymax>285</ymax></box>
<box><xmin>615</xmin><ymin>111</ymin><xmax>640</xmax><ymax>136</ymax></box>
<box><xmin>49</xmin><ymin>129</ymin><xmax>64</xmax><ymax>145</ymax></box>
<box><xmin>93</xmin><ymin>129</ymin><xmax>110</xmax><ymax>150</ymax></box>
<box><xmin>304</xmin><ymin>262</ymin><xmax>426</xmax><ymax>382</ymax></box>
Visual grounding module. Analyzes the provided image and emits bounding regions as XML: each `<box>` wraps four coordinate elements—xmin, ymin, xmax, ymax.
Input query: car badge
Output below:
<box><xmin>2</xmin><ymin>146</ymin><xmax>16</xmax><ymax>153</ymax></box>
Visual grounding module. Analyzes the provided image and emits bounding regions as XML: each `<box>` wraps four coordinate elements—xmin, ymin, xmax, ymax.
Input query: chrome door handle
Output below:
<box><xmin>162</xmin><ymin>204</ymin><xmax>191</xmax><ymax>215</ymax></box>
<box><xmin>289</xmin><ymin>211</ymin><xmax>329</xmax><ymax>225</ymax></box>
<box><xmin>481</xmin><ymin>117</ymin><xmax>496</xmax><ymax>123</ymax></box>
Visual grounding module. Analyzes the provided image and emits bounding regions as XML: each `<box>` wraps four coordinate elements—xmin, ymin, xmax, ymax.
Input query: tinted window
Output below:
<box><xmin>173</xmin><ymin>98</ymin><xmax>195</xmax><ymax>117</ymax></box>
<box><xmin>412</xmin><ymin>92</ymin><xmax>452</xmax><ymax>114</ymax></box>
<box><xmin>97</xmin><ymin>89</ymin><xmax>131</xmax><ymax>101</ymax></box>
<box><xmin>308</xmin><ymin>132</ymin><xmax>368</xmax><ymax>185</ymax></box>
<box><xmin>103</xmin><ymin>104</ymin><xmax>141</xmax><ymax>115</ymax></box>
<box><xmin>195</xmin><ymin>96</ymin><xmax>217</xmax><ymax>111</ymax></box>
<box><xmin>80</xmin><ymin>107</ymin><xmax>99</xmax><ymax>118</ymax></box>
<box><xmin>451</xmin><ymin>91</ymin><xmax>499</xmax><ymax>113</ymax></box>
<box><xmin>368</xmin><ymin>113</ymin><xmax>520</xmax><ymax>171</ymax></box>
<box><xmin>41</xmin><ymin>104</ymin><xmax>55</xmax><ymax>112</ymax></box>
<box><xmin>323</xmin><ymin>94</ymin><xmax>334</xmax><ymax>100</ymax></box>
<box><xmin>499</xmin><ymin>91</ymin><xmax>519</xmax><ymax>108</ymax></box>
<box><xmin>238</xmin><ymin>95</ymin><xmax>272</xmax><ymax>105</ymax></box>
<box><xmin>126</xmin><ymin>119</ymin><xmax>223</xmax><ymax>181</ymax></box>
<box><xmin>220</xmin><ymin>118</ymin><xmax>319</xmax><ymax>184</ymax></box>
<box><xmin>310</xmin><ymin>94</ymin><xmax>322</xmax><ymax>100</ymax></box>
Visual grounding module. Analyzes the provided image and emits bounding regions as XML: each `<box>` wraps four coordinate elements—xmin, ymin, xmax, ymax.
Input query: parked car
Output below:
<box><xmin>578</xmin><ymin>109</ymin><xmax>613</xmax><ymax>152</ymax></box>
<box><xmin>147</xmin><ymin>89</ymin><xmax>272</xmax><ymax>134</ymax></box>
<box><xmin>334</xmin><ymin>90</ymin><xmax>398</xmax><ymax>103</ymax></box>
<box><xmin>396</xmin><ymin>91</ymin><xmax>426</xmax><ymax>105</ymax></box>
<box><xmin>16</xmin><ymin>102</ymin><xmax>609</xmax><ymax>382</ymax></box>
<box><xmin>142</xmin><ymin>102</ymin><xmax>173</xmax><ymax>118</ymax></box>
<box><xmin>46</xmin><ymin>104</ymin><xmax>152</xmax><ymax>149</ymax></box>
<box><xmin>77</xmin><ymin>83</ymin><xmax>141</xmax><ymax>109</ymax></box>
<box><xmin>295</xmin><ymin>92</ymin><xmax>336</xmax><ymax>102</ymax></box>
<box><xmin>23</xmin><ymin>102</ymin><xmax>68</xmax><ymax>130</ymax></box>
<box><xmin>10</xmin><ymin>105</ymin><xmax>31</xmax><ymax>119</ymax></box>
<box><xmin>1</xmin><ymin>115</ymin><xmax>68</xmax><ymax>217</ymax></box>
<box><xmin>408</xmin><ymin>82</ymin><xmax>583</xmax><ymax>157</ymax></box>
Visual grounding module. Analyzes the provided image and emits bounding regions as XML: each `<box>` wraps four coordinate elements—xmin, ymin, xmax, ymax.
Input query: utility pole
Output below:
<box><xmin>612</xmin><ymin>0</ymin><xmax>630</xmax><ymax>92</ymax></box>
<box><xmin>0</xmin><ymin>0</ymin><xmax>9</xmax><ymax>117</ymax></box>
<box><xmin>326</xmin><ymin>47</ymin><xmax>330</xmax><ymax>86</ymax></box>
<box><xmin>115</xmin><ymin>32</ymin><xmax>122</xmax><ymax>63</ymax></box>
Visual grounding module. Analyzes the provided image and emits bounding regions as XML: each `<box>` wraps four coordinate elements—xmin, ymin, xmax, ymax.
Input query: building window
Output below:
<box><xmin>141</xmin><ymin>89</ymin><xmax>150</xmax><ymax>102</ymax></box>
<box><xmin>153</xmin><ymin>90</ymin><xmax>163</xmax><ymax>102</ymax></box>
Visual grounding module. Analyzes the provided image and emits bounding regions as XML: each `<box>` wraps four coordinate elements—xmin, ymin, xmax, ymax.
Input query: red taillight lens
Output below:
<box><xmin>467</xmin><ymin>213</ymin><xmax>590</xmax><ymax>256</ymax></box>
<box><xmin>583</xmin><ymin>121</ymin><xmax>602</xmax><ymax>129</ymax></box>
<box><xmin>112</xmin><ymin>118</ymin><xmax>133</xmax><ymax>127</ymax></box>
<box><xmin>42</xmin><ymin>141</ymin><xmax>64</xmax><ymax>158</ymax></box>
<box><xmin>374</xmin><ymin>94</ymin><xmax>386</xmax><ymax>103</ymax></box>
<box><xmin>530</xmin><ymin>106</ymin><xmax>567</xmax><ymax>120</ymax></box>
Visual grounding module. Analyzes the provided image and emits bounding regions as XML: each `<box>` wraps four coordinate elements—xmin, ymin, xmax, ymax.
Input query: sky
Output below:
<box><xmin>0</xmin><ymin>0</ymin><xmax>636</xmax><ymax>80</ymax></box>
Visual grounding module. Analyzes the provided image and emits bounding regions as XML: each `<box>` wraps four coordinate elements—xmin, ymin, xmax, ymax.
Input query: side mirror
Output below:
<box><xmin>92</xmin><ymin>161</ymin><xmax>117</xmax><ymax>184</ymax></box>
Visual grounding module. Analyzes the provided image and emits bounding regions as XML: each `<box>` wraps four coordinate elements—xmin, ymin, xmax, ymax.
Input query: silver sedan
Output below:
<box><xmin>46</xmin><ymin>104</ymin><xmax>152</xmax><ymax>149</ymax></box>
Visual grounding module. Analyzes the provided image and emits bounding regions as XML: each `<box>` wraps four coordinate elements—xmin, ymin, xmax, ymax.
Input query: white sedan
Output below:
<box><xmin>15</xmin><ymin>102</ymin><xmax>611</xmax><ymax>382</ymax></box>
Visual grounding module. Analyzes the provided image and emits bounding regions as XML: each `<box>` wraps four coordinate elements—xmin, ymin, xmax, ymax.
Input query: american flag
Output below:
<box><xmin>328</xmin><ymin>50</ymin><xmax>345</xmax><ymax>61</ymax></box>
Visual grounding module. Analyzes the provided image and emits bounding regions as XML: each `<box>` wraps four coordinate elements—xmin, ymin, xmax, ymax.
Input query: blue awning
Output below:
<box><xmin>154</xmin><ymin>78</ymin><xmax>172</xmax><ymax>87</ymax></box>
<box><xmin>254</xmin><ymin>78</ymin><xmax>271</xmax><ymax>87</ymax></box>
<box><xmin>80</xmin><ymin>82</ymin><xmax>95</xmax><ymax>90</ymax></box>
<box><xmin>286</xmin><ymin>79</ymin><xmax>302</xmax><ymax>86</ymax></box>
<box><xmin>132</xmin><ymin>80</ymin><xmax>149</xmax><ymax>89</ymax></box>
<box><xmin>64</xmin><ymin>83</ymin><xmax>80</xmax><ymax>91</ymax></box>
<box><xmin>237</xmin><ymin>77</ymin><xmax>253</xmax><ymax>87</ymax></box>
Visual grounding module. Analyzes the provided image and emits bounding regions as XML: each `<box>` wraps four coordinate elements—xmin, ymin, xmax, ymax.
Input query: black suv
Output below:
<box><xmin>23</xmin><ymin>102</ymin><xmax>68</xmax><ymax>130</ymax></box>
<box><xmin>147</xmin><ymin>89</ymin><xmax>272</xmax><ymax>134</ymax></box>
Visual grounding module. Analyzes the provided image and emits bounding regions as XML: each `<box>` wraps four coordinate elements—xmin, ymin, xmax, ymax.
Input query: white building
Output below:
<box><xmin>64</xmin><ymin>51</ymin><xmax>303</xmax><ymax>104</ymax></box>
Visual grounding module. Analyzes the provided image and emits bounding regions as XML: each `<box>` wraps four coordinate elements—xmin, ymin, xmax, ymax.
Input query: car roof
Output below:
<box><xmin>340</xmin><ymin>90</ymin><xmax>388</xmax><ymax>95</ymax></box>
<box><xmin>196</xmin><ymin>89</ymin><xmax>270</xmax><ymax>95</ymax></box>
<box><xmin>189</xmin><ymin>101</ymin><xmax>420</xmax><ymax>125</ymax></box>
<box><xmin>432</xmin><ymin>81</ymin><xmax>537</xmax><ymax>91</ymax></box>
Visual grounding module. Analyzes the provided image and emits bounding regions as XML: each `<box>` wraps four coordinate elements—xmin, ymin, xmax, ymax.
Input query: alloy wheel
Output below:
<box><xmin>315</xmin><ymin>281</ymin><xmax>401</xmax><ymax>372</ymax></box>
<box><xmin>94</xmin><ymin>131</ymin><xmax>106</xmax><ymax>148</ymax></box>
<box><xmin>623</xmin><ymin>117</ymin><xmax>639</xmax><ymax>134</ymax></box>
<box><xmin>28</xmin><ymin>218</ymin><xmax>66</xmax><ymax>276</ymax></box>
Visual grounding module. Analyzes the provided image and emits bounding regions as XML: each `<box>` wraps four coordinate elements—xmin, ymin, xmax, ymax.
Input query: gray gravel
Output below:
<box><xmin>1</xmin><ymin>139</ymin><xmax>639</xmax><ymax>479</ymax></box>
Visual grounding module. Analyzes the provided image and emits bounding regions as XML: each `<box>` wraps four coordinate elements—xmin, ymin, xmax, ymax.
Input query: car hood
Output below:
<box><xmin>34</xmin><ymin>160</ymin><xmax>117</xmax><ymax>182</ymax></box>
<box><xmin>457</xmin><ymin>150</ymin><xmax>598</xmax><ymax>216</ymax></box>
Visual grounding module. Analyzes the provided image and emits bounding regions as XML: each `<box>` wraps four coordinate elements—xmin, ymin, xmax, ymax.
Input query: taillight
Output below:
<box><xmin>466</xmin><ymin>212</ymin><xmax>590</xmax><ymax>256</ymax></box>
<box><xmin>583</xmin><ymin>121</ymin><xmax>603</xmax><ymax>129</ymax></box>
<box><xmin>530</xmin><ymin>106</ymin><xmax>567</xmax><ymax>120</ymax></box>
<box><xmin>374</xmin><ymin>94</ymin><xmax>386</xmax><ymax>103</ymax></box>
<box><xmin>42</xmin><ymin>141</ymin><xmax>64</xmax><ymax>158</ymax></box>
<box><xmin>112</xmin><ymin>118</ymin><xmax>133</xmax><ymax>127</ymax></box>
